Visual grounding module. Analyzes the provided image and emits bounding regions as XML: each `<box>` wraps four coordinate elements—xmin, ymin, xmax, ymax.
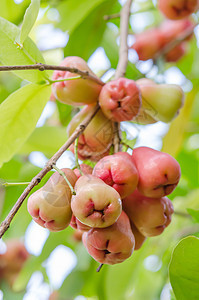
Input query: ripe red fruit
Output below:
<box><xmin>82</xmin><ymin>211</ymin><xmax>135</xmax><ymax>265</ymax></box>
<box><xmin>93</xmin><ymin>152</ymin><xmax>138</xmax><ymax>198</ymax></box>
<box><xmin>130</xmin><ymin>222</ymin><xmax>147</xmax><ymax>250</ymax></box>
<box><xmin>99</xmin><ymin>78</ymin><xmax>142</xmax><ymax>122</ymax></box>
<box><xmin>158</xmin><ymin>0</ymin><xmax>199</xmax><ymax>20</ymax></box>
<box><xmin>165</xmin><ymin>43</ymin><xmax>186</xmax><ymax>62</ymax></box>
<box><xmin>0</xmin><ymin>240</ymin><xmax>29</xmax><ymax>286</ymax></box>
<box><xmin>27</xmin><ymin>168</ymin><xmax>77</xmax><ymax>231</ymax></box>
<box><xmin>67</xmin><ymin>105</ymin><xmax>114</xmax><ymax>162</ymax></box>
<box><xmin>132</xmin><ymin>147</ymin><xmax>181</xmax><ymax>198</ymax></box>
<box><xmin>71</xmin><ymin>175</ymin><xmax>122</xmax><ymax>228</ymax></box>
<box><xmin>123</xmin><ymin>189</ymin><xmax>174</xmax><ymax>237</ymax></box>
<box><xmin>70</xmin><ymin>214</ymin><xmax>90</xmax><ymax>231</ymax></box>
<box><xmin>52</xmin><ymin>56</ymin><xmax>102</xmax><ymax>106</ymax></box>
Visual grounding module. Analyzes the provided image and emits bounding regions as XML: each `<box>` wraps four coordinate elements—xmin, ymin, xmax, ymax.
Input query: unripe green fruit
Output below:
<box><xmin>67</xmin><ymin>105</ymin><xmax>114</xmax><ymax>161</ymax></box>
<box><xmin>158</xmin><ymin>0</ymin><xmax>199</xmax><ymax>20</ymax></box>
<box><xmin>93</xmin><ymin>152</ymin><xmax>138</xmax><ymax>198</ymax></box>
<box><xmin>136</xmin><ymin>80</ymin><xmax>184</xmax><ymax>123</ymax></box>
<box><xmin>27</xmin><ymin>168</ymin><xmax>77</xmax><ymax>231</ymax></box>
<box><xmin>132</xmin><ymin>147</ymin><xmax>181</xmax><ymax>198</ymax></box>
<box><xmin>123</xmin><ymin>189</ymin><xmax>174</xmax><ymax>237</ymax></box>
<box><xmin>71</xmin><ymin>175</ymin><xmax>122</xmax><ymax>228</ymax></box>
<box><xmin>82</xmin><ymin>211</ymin><xmax>135</xmax><ymax>265</ymax></box>
<box><xmin>52</xmin><ymin>56</ymin><xmax>102</xmax><ymax>106</ymax></box>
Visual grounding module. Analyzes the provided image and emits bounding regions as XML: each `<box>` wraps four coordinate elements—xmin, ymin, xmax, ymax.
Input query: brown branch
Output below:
<box><xmin>0</xmin><ymin>64</ymin><xmax>104</xmax><ymax>86</ymax></box>
<box><xmin>0</xmin><ymin>104</ymin><xmax>100</xmax><ymax>238</ymax></box>
<box><xmin>113</xmin><ymin>0</ymin><xmax>132</xmax><ymax>153</ymax></box>
<box><xmin>104</xmin><ymin>6</ymin><xmax>155</xmax><ymax>21</ymax></box>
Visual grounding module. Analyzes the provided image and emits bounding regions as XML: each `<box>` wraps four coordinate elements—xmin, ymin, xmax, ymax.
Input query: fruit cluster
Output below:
<box><xmin>131</xmin><ymin>18</ymin><xmax>195</xmax><ymax>62</ymax></box>
<box><xmin>28</xmin><ymin>147</ymin><xmax>181</xmax><ymax>265</ymax></box>
<box><xmin>0</xmin><ymin>240</ymin><xmax>29</xmax><ymax>286</ymax></box>
<box><xmin>131</xmin><ymin>0</ymin><xmax>199</xmax><ymax>63</ymax></box>
<box><xmin>27</xmin><ymin>14</ymin><xmax>186</xmax><ymax>265</ymax></box>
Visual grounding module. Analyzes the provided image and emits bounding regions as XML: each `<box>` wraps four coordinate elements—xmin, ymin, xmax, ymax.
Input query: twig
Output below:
<box><xmin>96</xmin><ymin>263</ymin><xmax>104</xmax><ymax>272</ymax></box>
<box><xmin>53</xmin><ymin>165</ymin><xmax>76</xmax><ymax>195</ymax></box>
<box><xmin>114</xmin><ymin>0</ymin><xmax>132</xmax><ymax>80</ymax></box>
<box><xmin>113</xmin><ymin>0</ymin><xmax>132</xmax><ymax>153</ymax></box>
<box><xmin>104</xmin><ymin>5</ymin><xmax>155</xmax><ymax>21</ymax></box>
<box><xmin>0</xmin><ymin>103</ymin><xmax>100</xmax><ymax>238</ymax></box>
<box><xmin>174</xmin><ymin>211</ymin><xmax>192</xmax><ymax>219</ymax></box>
<box><xmin>0</xmin><ymin>64</ymin><xmax>104</xmax><ymax>86</ymax></box>
<box><xmin>0</xmin><ymin>181</ymin><xmax>30</xmax><ymax>187</ymax></box>
<box><xmin>74</xmin><ymin>138</ymin><xmax>83</xmax><ymax>176</ymax></box>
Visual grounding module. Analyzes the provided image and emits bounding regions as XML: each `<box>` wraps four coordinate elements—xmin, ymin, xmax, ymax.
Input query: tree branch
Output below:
<box><xmin>0</xmin><ymin>104</ymin><xmax>100</xmax><ymax>238</ymax></box>
<box><xmin>113</xmin><ymin>0</ymin><xmax>132</xmax><ymax>153</ymax></box>
<box><xmin>0</xmin><ymin>64</ymin><xmax>104</xmax><ymax>86</ymax></box>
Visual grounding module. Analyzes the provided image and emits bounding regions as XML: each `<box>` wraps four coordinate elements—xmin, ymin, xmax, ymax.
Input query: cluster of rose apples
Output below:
<box><xmin>26</xmin><ymin>4</ymin><xmax>188</xmax><ymax>264</ymax></box>
<box><xmin>28</xmin><ymin>147</ymin><xmax>181</xmax><ymax>265</ymax></box>
<box><xmin>131</xmin><ymin>0</ymin><xmax>198</xmax><ymax>62</ymax></box>
<box><xmin>0</xmin><ymin>239</ymin><xmax>29</xmax><ymax>286</ymax></box>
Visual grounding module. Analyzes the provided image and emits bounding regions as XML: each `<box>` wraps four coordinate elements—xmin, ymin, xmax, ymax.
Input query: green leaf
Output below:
<box><xmin>0</xmin><ymin>83</ymin><xmax>51</xmax><ymax>167</ymax></box>
<box><xmin>19</xmin><ymin>126</ymin><xmax>67</xmax><ymax>157</ymax></box>
<box><xmin>169</xmin><ymin>236</ymin><xmax>199</xmax><ymax>300</ymax></box>
<box><xmin>19</xmin><ymin>0</ymin><xmax>40</xmax><ymax>45</ymax></box>
<box><xmin>187</xmin><ymin>208</ymin><xmax>199</xmax><ymax>223</ymax></box>
<box><xmin>121</xmin><ymin>131</ymin><xmax>136</xmax><ymax>149</ymax></box>
<box><xmin>61</xmin><ymin>0</ymin><xmax>117</xmax><ymax>60</ymax></box>
<box><xmin>0</xmin><ymin>17</ymin><xmax>48</xmax><ymax>83</ymax></box>
<box><xmin>0</xmin><ymin>0</ymin><xmax>29</xmax><ymax>25</ymax></box>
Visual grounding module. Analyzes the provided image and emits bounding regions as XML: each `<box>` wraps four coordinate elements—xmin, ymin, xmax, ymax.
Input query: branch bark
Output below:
<box><xmin>0</xmin><ymin>64</ymin><xmax>105</xmax><ymax>86</ymax></box>
<box><xmin>0</xmin><ymin>104</ymin><xmax>100</xmax><ymax>238</ymax></box>
<box><xmin>113</xmin><ymin>0</ymin><xmax>132</xmax><ymax>153</ymax></box>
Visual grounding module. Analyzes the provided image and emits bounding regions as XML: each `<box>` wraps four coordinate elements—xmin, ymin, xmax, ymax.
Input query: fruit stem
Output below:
<box><xmin>74</xmin><ymin>138</ymin><xmax>84</xmax><ymax>176</ymax></box>
<box><xmin>0</xmin><ymin>181</ymin><xmax>30</xmax><ymax>187</ymax></box>
<box><xmin>96</xmin><ymin>263</ymin><xmax>104</xmax><ymax>272</ymax></box>
<box><xmin>50</xmin><ymin>76</ymin><xmax>81</xmax><ymax>84</ymax></box>
<box><xmin>53</xmin><ymin>165</ymin><xmax>76</xmax><ymax>195</ymax></box>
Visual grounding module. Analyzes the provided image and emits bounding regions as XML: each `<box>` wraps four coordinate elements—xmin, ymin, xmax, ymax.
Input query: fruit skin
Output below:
<box><xmin>136</xmin><ymin>80</ymin><xmax>184</xmax><ymax>123</ymax></box>
<box><xmin>52</xmin><ymin>56</ymin><xmax>102</xmax><ymax>106</ymax></box>
<box><xmin>82</xmin><ymin>211</ymin><xmax>135</xmax><ymax>265</ymax></box>
<box><xmin>0</xmin><ymin>240</ymin><xmax>29</xmax><ymax>286</ymax></box>
<box><xmin>71</xmin><ymin>175</ymin><xmax>122</xmax><ymax>228</ymax></box>
<box><xmin>131</xmin><ymin>29</ymin><xmax>165</xmax><ymax>61</ymax></box>
<box><xmin>93</xmin><ymin>152</ymin><xmax>139</xmax><ymax>198</ymax></box>
<box><xmin>132</xmin><ymin>147</ymin><xmax>181</xmax><ymax>198</ymax></box>
<box><xmin>130</xmin><ymin>222</ymin><xmax>147</xmax><ymax>250</ymax></box>
<box><xmin>160</xmin><ymin>19</ymin><xmax>195</xmax><ymax>44</ymax></box>
<box><xmin>123</xmin><ymin>189</ymin><xmax>174</xmax><ymax>237</ymax></box>
<box><xmin>99</xmin><ymin>78</ymin><xmax>142</xmax><ymax>122</ymax></box>
<box><xmin>70</xmin><ymin>214</ymin><xmax>90</xmax><ymax>231</ymax></box>
<box><xmin>67</xmin><ymin>105</ymin><xmax>113</xmax><ymax>161</ymax></box>
<box><xmin>74</xmin><ymin>164</ymin><xmax>93</xmax><ymax>179</ymax></box>
<box><xmin>158</xmin><ymin>0</ymin><xmax>199</xmax><ymax>20</ymax></box>
<box><xmin>27</xmin><ymin>168</ymin><xmax>77</xmax><ymax>231</ymax></box>
<box><xmin>165</xmin><ymin>43</ymin><xmax>186</xmax><ymax>62</ymax></box>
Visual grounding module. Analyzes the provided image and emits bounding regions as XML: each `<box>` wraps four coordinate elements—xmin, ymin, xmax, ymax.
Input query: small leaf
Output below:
<box><xmin>187</xmin><ymin>208</ymin><xmax>199</xmax><ymax>223</ymax></box>
<box><xmin>0</xmin><ymin>83</ymin><xmax>51</xmax><ymax>167</ymax></box>
<box><xmin>121</xmin><ymin>131</ymin><xmax>136</xmax><ymax>149</ymax></box>
<box><xmin>169</xmin><ymin>236</ymin><xmax>199</xmax><ymax>300</ymax></box>
<box><xmin>0</xmin><ymin>17</ymin><xmax>48</xmax><ymax>83</ymax></box>
<box><xmin>19</xmin><ymin>0</ymin><xmax>40</xmax><ymax>45</ymax></box>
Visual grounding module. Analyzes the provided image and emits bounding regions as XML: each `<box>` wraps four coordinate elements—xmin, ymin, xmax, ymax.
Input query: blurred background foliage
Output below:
<box><xmin>0</xmin><ymin>0</ymin><xmax>199</xmax><ymax>299</ymax></box>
